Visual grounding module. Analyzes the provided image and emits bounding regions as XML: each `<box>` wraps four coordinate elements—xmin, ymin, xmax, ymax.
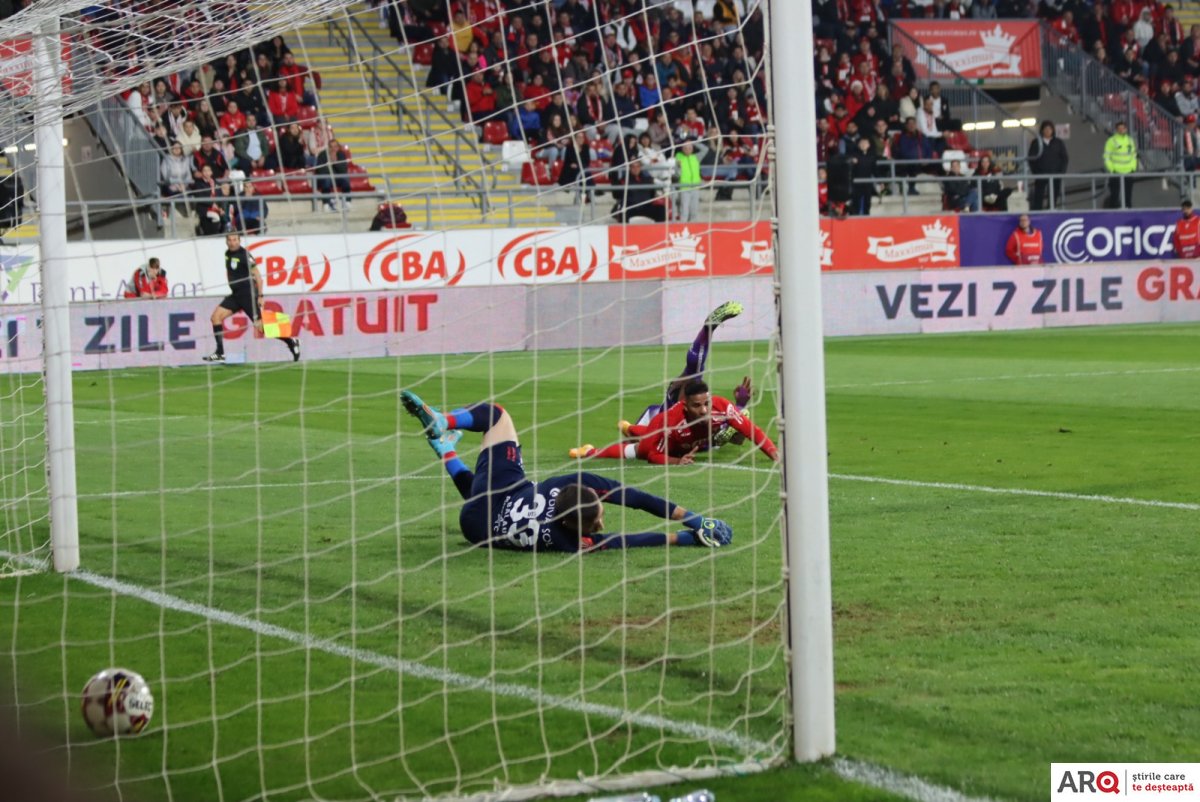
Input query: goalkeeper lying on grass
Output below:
<box><xmin>401</xmin><ymin>392</ymin><xmax>732</xmax><ymax>553</ymax></box>
<box><xmin>569</xmin><ymin>301</ymin><xmax>779</xmax><ymax>464</ymax></box>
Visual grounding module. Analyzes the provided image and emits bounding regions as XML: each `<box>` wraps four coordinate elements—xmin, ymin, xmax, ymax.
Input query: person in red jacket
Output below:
<box><xmin>276</xmin><ymin>52</ymin><xmax>313</xmax><ymax>105</ymax></box>
<box><xmin>266</xmin><ymin>80</ymin><xmax>301</xmax><ymax>125</ymax></box>
<box><xmin>124</xmin><ymin>258</ymin><xmax>169</xmax><ymax>298</ymax></box>
<box><xmin>1005</xmin><ymin>214</ymin><xmax>1044</xmax><ymax>264</ymax></box>
<box><xmin>1173</xmin><ymin>199</ymin><xmax>1200</xmax><ymax>258</ymax></box>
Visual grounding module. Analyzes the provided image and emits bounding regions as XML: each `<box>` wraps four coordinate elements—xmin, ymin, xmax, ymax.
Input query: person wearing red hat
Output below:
<box><xmin>1006</xmin><ymin>215</ymin><xmax>1044</xmax><ymax>265</ymax></box>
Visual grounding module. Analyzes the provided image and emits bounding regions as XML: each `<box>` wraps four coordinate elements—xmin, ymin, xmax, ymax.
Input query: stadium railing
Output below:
<box><xmin>1041</xmin><ymin>22</ymin><xmax>1184</xmax><ymax>173</ymax></box>
<box><xmin>324</xmin><ymin>12</ymin><xmax>488</xmax><ymax>204</ymax></box>
<box><xmin>844</xmin><ymin>163</ymin><xmax>1190</xmax><ymax>214</ymax></box>
<box><xmin>63</xmin><ymin>177</ymin><xmax>767</xmax><ymax>238</ymax></box>
<box><xmin>0</xmin><ymin>91</ymin><xmax>36</xmax><ymax>199</ymax></box>
<box><xmin>68</xmin><ymin>25</ymin><xmax>171</xmax><ymax>203</ymax></box>
<box><xmin>83</xmin><ymin>96</ymin><xmax>162</xmax><ymax>200</ymax></box>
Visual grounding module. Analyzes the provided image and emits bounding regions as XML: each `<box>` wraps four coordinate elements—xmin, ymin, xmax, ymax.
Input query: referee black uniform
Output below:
<box><xmin>204</xmin><ymin>240</ymin><xmax>299</xmax><ymax>362</ymax></box>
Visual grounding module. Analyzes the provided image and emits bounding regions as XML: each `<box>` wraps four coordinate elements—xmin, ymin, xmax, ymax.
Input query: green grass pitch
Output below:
<box><xmin>2</xmin><ymin>323</ymin><xmax>1199</xmax><ymax>802</ymax></box>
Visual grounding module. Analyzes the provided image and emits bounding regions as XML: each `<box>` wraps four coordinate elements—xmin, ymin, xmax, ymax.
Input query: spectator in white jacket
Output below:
<box><xmin>126</xmin><ymin>82</ymin><xmax>153</xmax><ymax>130</ymax></box>
<box><xmin>916</xmin><ymin>96</ymin><xmax>945</xmax><ymax>156</ymax></box>
<box><xmin>1133</xmin><ymin>8</ymin><xmax>1155</xmax><ymax>50</ymax></box>
<box><xmin>1177</xmin><ymin>77</ymin><xmax>1200</xmax><ymax>119</ymax></box>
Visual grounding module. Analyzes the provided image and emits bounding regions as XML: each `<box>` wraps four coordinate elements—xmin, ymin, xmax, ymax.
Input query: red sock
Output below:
<box><xmin>593</xmin><ymin>443</ymin><xmax>627</xmax><ymax>459</ymax></box>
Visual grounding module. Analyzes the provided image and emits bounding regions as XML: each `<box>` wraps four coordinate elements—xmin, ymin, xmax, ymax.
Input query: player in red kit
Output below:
<box><xmin>1005</xmin><ymin>214</ymin><xmax>1044</xmax><ymax>264</ymax></box>
<box><xmin>572</xmin><ymin>379</ymin><xmax>779</xmax><ymax>465</ymax></box>
<box><xmin>1173</xmin><ymin>200</ymin><xmax>1200</xmax><ymax>258</ymax></box>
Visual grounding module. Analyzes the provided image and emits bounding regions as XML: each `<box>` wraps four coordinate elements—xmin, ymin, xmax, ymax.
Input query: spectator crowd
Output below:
<box><xmin>383</xmin><ymin>0</ymin><xmax>769</xmax><ymax>219</ymax></box>
<box><xmin>812</xmin><ymin>0</ymin><xmax>1200</xmax><ymax>215</ymax></box>
<box><xmin>83</xmin><ymin>3</ymin><xmax>360</xmax><ymax>235</ymax></box>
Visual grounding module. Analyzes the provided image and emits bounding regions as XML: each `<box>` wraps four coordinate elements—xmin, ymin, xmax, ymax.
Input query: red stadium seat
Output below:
<box><xmin>945</xmin><ymin>130</ymin><xmax>971</xmax><ymax>151</ymax></box>
<box><xmin>297</xmin><ymin>104</ymin><xmax>320</xmax><ymax>129</ymax></box>
<box><xmin>521</xmin><ymin>160</ymin><xmax>552</xmax><ymax>186</ymax></box>
<box><xmin>347</xmin><ymin>163</ymin><xmax>374</xmax><ymax>192</ymax></box>
<box><xmin>413</xmin><ymin>43</ymin><xmax>434</xmax><ymax>65</ymax></box>
<box><xmin>249</xmin><ymin>168</ymin><xmax>283</xmax><ymax>196</ymax></box>
<box><xmin>591</xmin><ymin>159</ymin><xmax>612</xmax><ymax>185</ymax></box>
<box><xmin>1104</xmin><ymin>93</ymin><xmax>1127</xmax><ymax>114</ymax></box>
<box><xmin>482</xmin><ymin>120</ymin><xmax>509</xmax><ymax>145</ymax></box>
<box><xmin>283</xmin><ymin>169</ymin><xmax>313</xmax><ymax>194</ymax></box>
<box><xmin>550</xmin><ymin>158</ymin><xmax>564</xmax><ymax>183</ymax></box>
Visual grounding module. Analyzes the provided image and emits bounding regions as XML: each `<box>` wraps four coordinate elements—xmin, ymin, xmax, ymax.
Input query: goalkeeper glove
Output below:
<box><xmin>711</xmin><ymin>425</ymin><xmax>738</xmax><ymax>447</ymax></box>
<box><xmin>687</xmin><ymin>518</ymin><xmax>733</xmax><ymax>548</ymax></box>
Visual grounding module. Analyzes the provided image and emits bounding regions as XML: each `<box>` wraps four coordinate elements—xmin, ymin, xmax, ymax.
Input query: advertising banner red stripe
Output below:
<box><xmin>893</xmin><ymin>20</ymin><xmax>1042</xmax><ymax>80</ymax></box>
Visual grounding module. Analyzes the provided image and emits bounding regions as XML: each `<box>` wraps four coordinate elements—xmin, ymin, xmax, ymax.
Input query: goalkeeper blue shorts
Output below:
<box><xmin>458</xmin><ymin>440</ymin><xmax>533</xmax><ymax>546</ymax></box>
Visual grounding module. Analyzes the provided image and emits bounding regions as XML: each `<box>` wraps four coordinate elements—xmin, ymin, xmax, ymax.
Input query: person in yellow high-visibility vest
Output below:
<box><xmin>1104</xmin><ymin>120</ymin><xmax>1138</xmax><ymax>209</ymax></box>
<box><xmin>674</xmin><ymin>140</ymin><xmax>702</xmax><ymax>223</ymax></box>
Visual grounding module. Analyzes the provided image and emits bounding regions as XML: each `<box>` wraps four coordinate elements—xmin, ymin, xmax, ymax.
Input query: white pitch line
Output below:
<box><xmin>833</xmin><ymin>758</ymin><xmax>1003</xmax><ymax>802</ymax></box>
<box><xmin>831</xmin><ymin>473</ymin><xmax>1200</xmax><ymax>512</ymax></box>
<box><xmin>827</xmin><ymin>365</ymin><xmax>1200</xmax><ymax>390</ymax></box>
<box><xmin>65</xmin><ymin>566</ymin><xmax>769</xmax><ymax>756</ymax></box>
<box><xmin>4</xmin><ymin>553</ymin><xmax>1003</xmax><ymax>802</ymax></box>
<box><xmin>8</xmin><ymin>463</ymin><xmax>1199</xmax><ymax>514</ymax></box>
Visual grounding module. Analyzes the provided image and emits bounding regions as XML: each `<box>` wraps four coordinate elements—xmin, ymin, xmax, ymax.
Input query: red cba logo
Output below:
<box><xmin>364</xmin><ymin>234</ymin><xmax>466</xmax><ymax>286</ymax></box>
<box><xmin>496</xmin><ymin>230</ymin><xmax>599</xmax><ymax>281</ymax></box>
<box><xmin>248</xmin><ymin>238</ymin><xmax>332</xmax><ymax>292</ymax></box>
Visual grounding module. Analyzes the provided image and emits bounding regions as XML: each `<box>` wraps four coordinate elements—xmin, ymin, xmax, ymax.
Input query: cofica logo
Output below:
<box><xmin>1051</xmin><ymin>217</ymin><xmax>1173</xmax><ymax>263</ymax></box>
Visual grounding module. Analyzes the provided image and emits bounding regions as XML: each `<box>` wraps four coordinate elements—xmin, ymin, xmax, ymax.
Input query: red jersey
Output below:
<box><xmin>634</xmin><ymin>396</ymin><xmax>777</xmax><ymax>465</ymax></box>
<box><xmin>1174</xmin><ymin>215</ymin><xmax>1200</xmax><ymax>258</ymax></box>
<box><xmin>1006</xmin><ymin>228</ymin><xmax>1043</xmax><ymax>265</ymax></box>
<box><xmin>1111</xmin><ymin>0</ymin><xmax>1136</xmax><ymax>26</ymax></box>
<box><xmin>124</xmin><ymin>267</ymin><xmax>168</xmax><ymax>298</ymax></box>
<box><xmin>218</xmin><ymin>109</ymin><xmax>245</xmax><ymax>134</ymax></box>
<box><xmin>277</xmin><ymin>62</ymin><xmax>309</xmax><ymax>99</ymax></box>
<box><xmin>1051</xmin><ymin>17</ymin><xmax>1080</xmax><ymax>44</ymax></box>
<box><xmin>267</xmin><ymin>89</ymin><xmax>300</xmax><ymax>120</ymax></box>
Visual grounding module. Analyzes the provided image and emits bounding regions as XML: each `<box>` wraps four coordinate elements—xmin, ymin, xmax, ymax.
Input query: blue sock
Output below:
<box><xmin>447</xmin><ymin>403</ymin><xmax>503</xmax><ymax>433</ymax></box>
<box><xmin>444</xmin><ymin>454</ymin><xmax>473</xmax><ymax>500</ymax></box>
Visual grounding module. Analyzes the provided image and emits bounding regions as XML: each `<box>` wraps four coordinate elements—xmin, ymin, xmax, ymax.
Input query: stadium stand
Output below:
<box><xmin>60</xmin><ymin>0</ymin><xmax>775</xmax><ymax>233</ymax></box>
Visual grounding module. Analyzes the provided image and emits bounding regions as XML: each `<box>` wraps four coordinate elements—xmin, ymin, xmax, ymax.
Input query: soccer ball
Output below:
<box><xmin>80</xmin><ymin>667</ymin><xmax>154</xmax><ymax>737</ymax></box>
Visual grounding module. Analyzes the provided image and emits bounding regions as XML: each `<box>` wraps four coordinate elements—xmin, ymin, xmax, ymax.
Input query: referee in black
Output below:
<box><xmin>204</xmin><ymin>232</ymin><xmax>300</xmax><ymax>363</ymax></box>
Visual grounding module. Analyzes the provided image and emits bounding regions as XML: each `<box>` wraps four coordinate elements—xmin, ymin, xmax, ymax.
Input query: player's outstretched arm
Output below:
<box><xmin>576</xmin><ymin>473</ymin><xmax>732</xmax><ymax>549</ymax></box>
<box><xmin>722</xmin><ymin>398</ymin><xmax>778</xmax><ymax>461</ymax></box>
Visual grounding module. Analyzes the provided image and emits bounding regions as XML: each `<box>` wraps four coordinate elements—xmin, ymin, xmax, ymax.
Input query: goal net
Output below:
<box><xmin>0</xmin><ymin>0</ymin><xmax>798</xmax><ymax>799</ymax></box>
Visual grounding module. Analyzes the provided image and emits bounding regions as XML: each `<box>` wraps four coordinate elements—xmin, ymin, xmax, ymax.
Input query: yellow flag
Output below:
<box><xmin>262</xmin><ymin>309</ymin><xmax>293</xmax><ymax>338</ymax></box>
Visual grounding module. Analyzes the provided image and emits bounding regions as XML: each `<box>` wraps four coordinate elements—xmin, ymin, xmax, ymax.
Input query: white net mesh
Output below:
<box><xmin>0</xmin><ymin>1</ymin><xmax>786</xmax><ymax>799</ymax></box>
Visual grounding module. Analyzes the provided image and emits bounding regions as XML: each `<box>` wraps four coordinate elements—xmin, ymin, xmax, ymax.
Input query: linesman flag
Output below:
<box><xmin>262</xmin><ymin>309</ymin><xmax>294</xmax><ymax>338</ymax></box>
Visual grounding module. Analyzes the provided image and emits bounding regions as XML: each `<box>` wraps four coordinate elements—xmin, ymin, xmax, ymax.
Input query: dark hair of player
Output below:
<box><xmin>555</xmin><ymin>484</ymin><xmax>603</xmax><ymax>538</ymax></box>
<box><xmin>683</xmin><ymin>379</ymin><xmax>709</xmax><ymax>398</ymax></box>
